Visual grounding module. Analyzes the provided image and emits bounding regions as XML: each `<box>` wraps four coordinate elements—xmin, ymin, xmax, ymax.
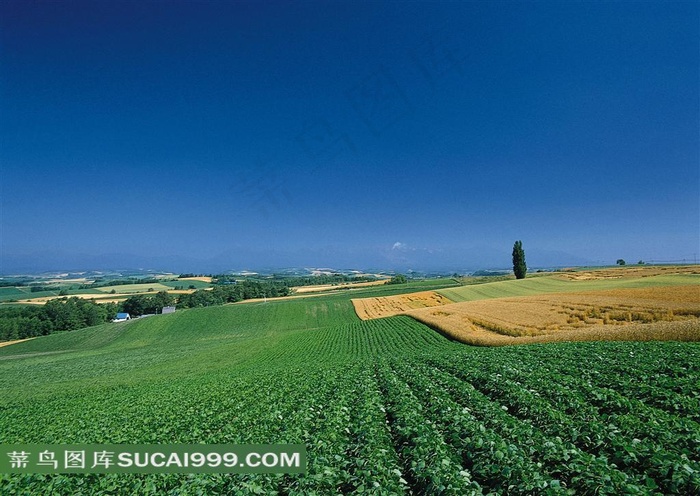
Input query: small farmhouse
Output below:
<box><xmin>113</xmin><ymin>313</ymin><xmax>131</xmax><ymax>322</ymax></box>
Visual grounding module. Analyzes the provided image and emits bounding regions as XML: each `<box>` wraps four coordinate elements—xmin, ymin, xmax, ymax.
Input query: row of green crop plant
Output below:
<box><xmin>425</xmin><ymin>346</ymin><xmax>700</xmax><ymax>494</ymax></box>
<box><xmin>1</xmin><ymin>306</ymin><xmax>698</xmax><ymax>494</ymax></box>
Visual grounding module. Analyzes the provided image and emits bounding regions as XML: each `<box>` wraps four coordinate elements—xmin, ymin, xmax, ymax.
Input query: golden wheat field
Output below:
<box><xmin>294</xmin><ymin>279</ymin><xmax>389</xmax><ymax>294</ymax></box>
<box><xmin>352</xmin><ymin>291</ymin><xmax>454</xmax><ymax>320</ymax></box>
<box><xmin>178</xmin><ymin>276</ymin><xmax>213</xmax><ymax>283</ymax></box>
<box><xmin>406</xmin><ymin>285</ymin><xmax>700</xmax><ymax>346</ymax></box>
<box><xmin>554</xmin><ymin>264</ymin><xmax>700</xmax><ymax>281</ymax></box>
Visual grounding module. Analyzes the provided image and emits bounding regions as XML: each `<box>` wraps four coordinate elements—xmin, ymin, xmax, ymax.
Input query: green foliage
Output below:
<box><xmin>160</xmin><ymin>279</ymin><xmax>211</xmax><ymax>290</ymax></box>
<box><xmin>0</xmin><ymin>298</ymin><xmax>117</xmax><ymax>341</ymax></box>
<box><xmin>121</xmin><ymin>292</ymin><xmax>176</xmax><ymax>316</ymax></box>
<box><xmin>387</xmin><ymin>274</ymin><xmax>408</xmax><ymax>285</ymax></box>
<box><xmin>512</xmin><ymin>240</ymin><xmax>527</xmax><ymax>279</ymax></box>
<box><xmin>277</xmin><ymin>274</ymin><xmax>377</xmax><ymax>287</ymax></box>
<box><xmin>1</xmin><ymin>288</ymin><xmax>698</xmax><ymax>494</ymax></box>
<box><xmin>214</xmin><ymin>273</ymin><xmax>377</xmax><ymax>288</ymax></box>
<box><xmin>30</xmin><ymin>285</ymin><xmax>59</xmax><ymax>293</ymax></box>
<box><xmin>617</xmin><ymin>259</ymin><xmax>627</xmax><ymax>266</ymax></box>
<box><xmin>175</xmin><ymin>281</ymin><xmax>290</xmax><ymax>310</ymax></box>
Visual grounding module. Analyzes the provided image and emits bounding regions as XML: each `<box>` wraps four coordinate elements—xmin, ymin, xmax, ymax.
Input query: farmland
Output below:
<box><xmin>438</xmin><ymin>272</ymin><xmax>700</xmax><ymax>303</ymax></box>
<box><xmin>352</xmin><ymin>291</ymin><xmax>453</xmax><ymax>320</ymax></box>
<box><xmin>1</xmin><ymin>270</ymin><xmax>699</xmax><ymax>494</ymax></box>
<box><xmin>408</xmin><ymin>285</ymin><xmax>700</xmax><ymax>346</ymax></box>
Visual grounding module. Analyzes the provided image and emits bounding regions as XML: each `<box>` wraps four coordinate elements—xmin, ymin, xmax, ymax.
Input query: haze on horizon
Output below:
<box><xmin>1</xmin><ymin>1</ymin><xmax>698</xmax><ymax>274</ymax></box>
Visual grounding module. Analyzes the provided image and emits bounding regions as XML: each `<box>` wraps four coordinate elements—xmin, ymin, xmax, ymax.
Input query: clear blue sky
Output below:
<box><xmin>1</xmin><ymin>0</ymin><xmax>698</xmax><ymax>273</ymax></box>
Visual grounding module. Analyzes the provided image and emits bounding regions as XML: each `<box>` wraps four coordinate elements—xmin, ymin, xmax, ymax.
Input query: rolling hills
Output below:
<box><xmin>1</xmin><ymin>271</ymin><xmax>699</xmax><ymax>494</ymax></box>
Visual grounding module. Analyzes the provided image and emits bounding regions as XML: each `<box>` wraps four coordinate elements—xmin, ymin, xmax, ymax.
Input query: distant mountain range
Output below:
<box><xmin>1</xmin><ymin>245</ymin><xmax>594</xmax><ymax>275</ymax></box>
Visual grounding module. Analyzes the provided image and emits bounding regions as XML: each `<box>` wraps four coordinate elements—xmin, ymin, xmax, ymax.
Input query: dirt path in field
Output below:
<box><xmin>0</xmin><ymin>338</ymin><xmax>36</xmax><ymax>348</ymax></box>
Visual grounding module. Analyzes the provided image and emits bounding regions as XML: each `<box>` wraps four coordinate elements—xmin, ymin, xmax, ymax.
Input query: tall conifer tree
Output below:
<box><xmin>512</xmin><ymin>240</ymin><xmax>527</xmax><ymax>279</ymax></box>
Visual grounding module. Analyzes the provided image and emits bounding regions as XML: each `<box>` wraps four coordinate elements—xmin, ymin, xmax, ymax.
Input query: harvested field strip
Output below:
<box><xmin>177</xmin><ymin>276</ymin><xmax>213</xmax><ymax>283</ymax></box>
<box><xmin>1</xmin><ymin>291</ymin><xmax>699</xmax><ymax>494</ymax></box>
<box><xmin>18</xmin><ymin>293</ymin><xmax>131</xmax><ymax>303</ymax></box>
<box><xmin>554</xmin><ymin>265</ymin><xmax>700</xmax><ymax>280</ymax></box>
<box><xmin>293</xmin><ymin>280</ymin><xmax>389</xmax><ymax>293</ymax></box>
<box><xmin>352</xmin><ymin>291</ymin><xmax>453</xmax><ymax>320</ymax></box>
<box><xmin>438</xmin><ymin>273</ymin><xmax>700</xmax><ymax>302</ymax></box>
<box><xmin>407</xmin><ymin>285</ymin><xmax>700</xmax><ymax>346</ymax></box>
<box><xmin>0</xmin><ymin>338</ymin><xmax>35</xmax><ymax>348</ymax></box>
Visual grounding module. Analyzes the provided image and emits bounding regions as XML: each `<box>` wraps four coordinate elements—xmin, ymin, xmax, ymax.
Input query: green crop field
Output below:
<box><xmin>438</xmin><ymin>273</ymin><xmax>700</xmax><ymax>302</ymax></box>
<box><xmin>95</xmin><ymin>283</ymin><xmax>175</xmax><ymax>294</ymax></box>
<box><xmin>0</xmin><ymin>287</ymin><xmax>103</xmax><ymax>302</ymax></box>
<box><xmin>160</xmin><ymin>280</ymin><xmax>212</xmax><ymax>290</ymax></box>
<box><xmin>1</xmin><ymin>283</ymin><xmax>699</xmax><ymax>494</ymax></box>
<box><xmin>308</xmin><ymin>278</ymin><xmax>461</xmax><ymax>299</ymax></box>
<box><xmin>0</xmin><ymin>287</ymin><xmax>31</xmax><ymax>302</ymax></box>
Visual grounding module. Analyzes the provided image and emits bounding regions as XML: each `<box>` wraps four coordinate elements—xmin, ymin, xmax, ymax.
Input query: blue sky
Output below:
<box><xmin>1</xmin><ymin>0</ymin><xmax>698</xmax><ymax>273</ymax></box>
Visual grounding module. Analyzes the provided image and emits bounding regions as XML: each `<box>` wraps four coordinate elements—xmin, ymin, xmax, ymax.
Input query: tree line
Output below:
<box><xmin>0</xmin><ymin>280</ymin><xmax>293</xmax><ymax>342</ymax></box>
<box><xmin>267</xmin><ymin>274</ymin><xmax>376</xmax><ymax>286</ymax></box>
<box><xmin>121</xmin><ymin>280</ymin><xmax>290</xmax><ymax>317</ymax></box>
<box><xmin>0</xmin><ymin>298</ymin><xmax>118</xmax><ymax>342</ymax></box>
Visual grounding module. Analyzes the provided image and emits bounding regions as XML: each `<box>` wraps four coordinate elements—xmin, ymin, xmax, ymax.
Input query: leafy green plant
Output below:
<box><xmin>1</xmin><ymin>292</ymin><xmax>698</xmax><ymax>494</ymax></box>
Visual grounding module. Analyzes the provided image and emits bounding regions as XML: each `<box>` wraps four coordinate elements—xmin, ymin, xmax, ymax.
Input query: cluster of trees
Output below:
<box><xmin>121</xmin><ymin>291</ymin><xmax>175</xmax><ymax>316</ymax></box>
<box><xmin>616</xmin><ymin>259</ymin><xmax>646</xmax><ymax>266</ymax></box>
<box><xmin>387</xmin><ymin>274</ymin><xmax>408</xmax><ymax>285</ymax></box>
<box><xmin>79</xmin><ymin>277</ymin><xmax>163</xmax><ymax>289</ymax></box>
<box><xmin>178</xmin><ymin>281</ymin><xmax>290</xmax><ymax>309</ymax></box>
<box><xmin>119</xmin><ymin>281</ymin><xmax>291</xmax><ymax>317</ymax></box>
<box><xmin>268</xmin><ymin>274</ymin><xmax>376</xmax><ymax>287</ymax></box>
<box><xmin>213</xmin><ymin>273</ymin><xmax>376</xmax><ymax>287</ymax></box>
<box><xmin>0</xmin><ymin>298</ymin><xmax>118</xmax><ymax>341</ymax></box>
<box><xmin>0</xmin><ymin>279</ymin><xmax>295</xmax><ymax>341</ymax></box>
<box><xmin>30</xmin><ymin>285</ymin><xmax>61</xmax><ymax>293</ymax></box>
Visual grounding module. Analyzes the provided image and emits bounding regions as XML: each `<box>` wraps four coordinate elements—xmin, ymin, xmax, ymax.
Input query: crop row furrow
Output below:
<box><xmin>570</xmin><ymin>365</ymin><xmax>700</xmax><ymax>423</ymax></box>
<box><xmin>449</xmin><ymin>348</ymin><xmax>700</xmax><ymax>458</ymax></box>
<box><xmin>375</xmin><ymin>361</ymin><xmax>481</xmax><ymax>495</ymax></box>
<box><xmin>389</xmin><ymin>359</ymin><xmax>558</xmax><ymax>494</ymax></box>
<box><xmin>435</xmin><ymin>357</ymin><xmax>700</xmax><ymax>494</ymax></box>
<box><xmin>532</xmin><ymin>369</ymin><xmax>700</xmax><ymax>456</ymax></box>
<box><xmin>471</xmin><ymin>354</ymin><xmax>700</xmax><ymax>459</ymax></box>
<box><xmin>342</xmin><ymin>365</ymin><xmax>409</xmax><ymax>494</ymax></box>
<box><xmin>418</xmin><ymin>357</ymin><xmax>640</xmax><ymax>494</ymax></box>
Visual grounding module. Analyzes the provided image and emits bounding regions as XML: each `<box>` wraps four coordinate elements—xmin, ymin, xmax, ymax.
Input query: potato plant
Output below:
<box><xmin>0</xmin><ymin>295</ymin><xmax>698</xmax><ymax>494</ymax></box>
